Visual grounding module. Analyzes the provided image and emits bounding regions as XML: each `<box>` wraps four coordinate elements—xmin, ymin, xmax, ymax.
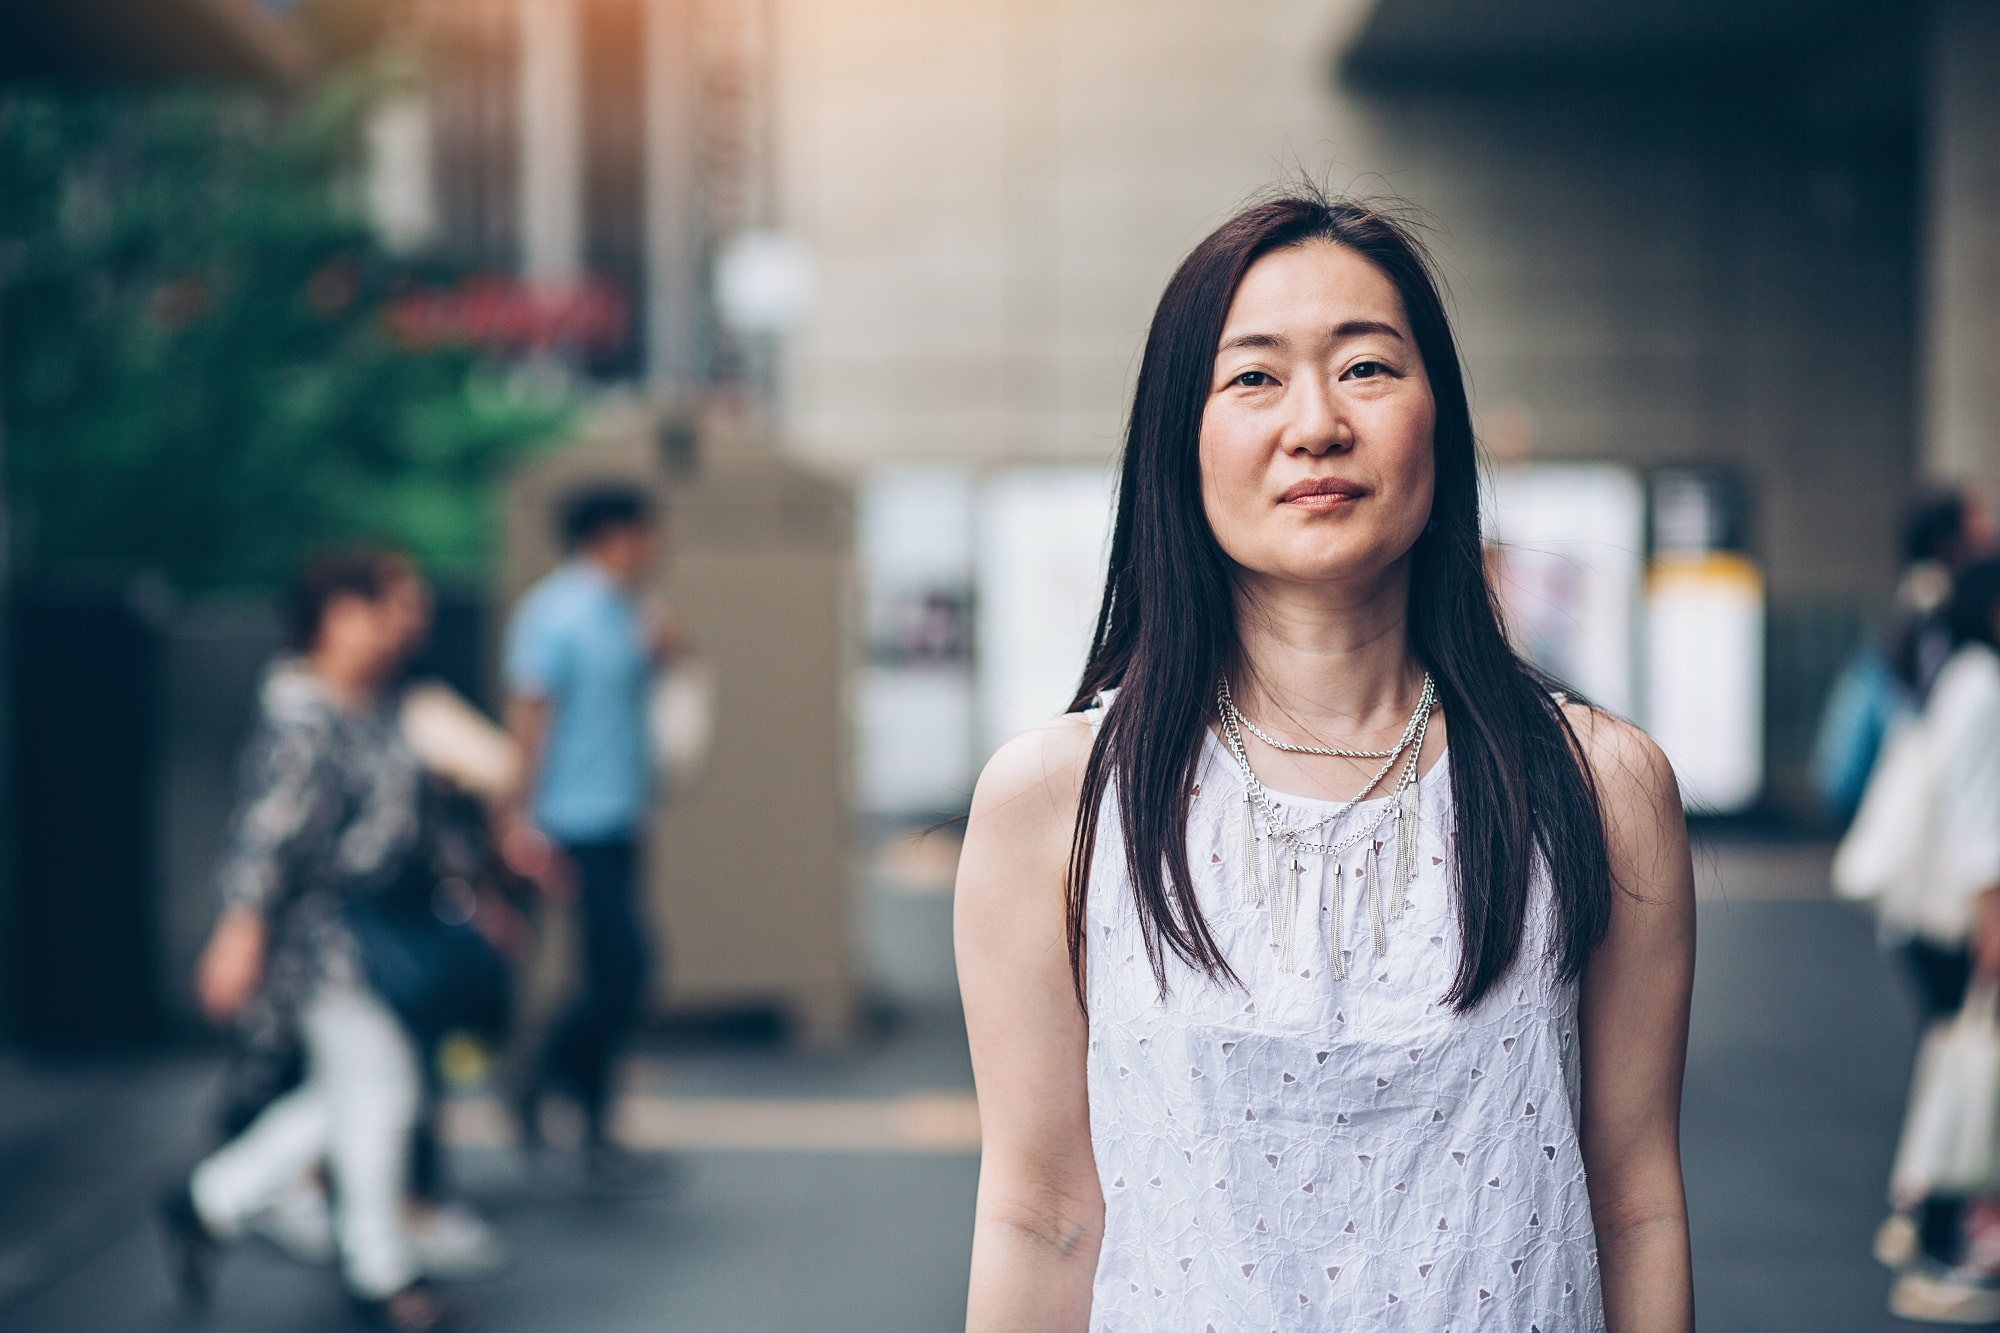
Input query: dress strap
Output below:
<box><xmin>1081</xmin><ymin>687</ymin><xmax>1117</xmax><ymax>731</ymax></box>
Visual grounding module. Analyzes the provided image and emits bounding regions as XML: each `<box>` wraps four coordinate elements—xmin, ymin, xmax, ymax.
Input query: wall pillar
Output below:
<box><xmin>1923</xmin><ymin>0</ymin><xmax>2000</xmax><ymax>489</ymax></box>
<box><xmin>643</xmin><ymin>0</ymin><xmax>704</xmax><ymax>394</ymax></box>
<box><xmin>517</xmin><ymin>0</ymin><xmax>585</xmax><ymax>283</ymax></box>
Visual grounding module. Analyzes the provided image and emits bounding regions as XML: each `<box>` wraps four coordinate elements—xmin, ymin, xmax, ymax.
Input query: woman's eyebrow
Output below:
<box><xmin>1331</xmin><ymin>319</ymin><xmax>1406</xmax><ymax>342</ymax></box>
<box><xmin>1217</xmin><ymin>331</ymin><xmax>1287</xmax><ymax>353</ymax></box>
<box><xmin>1216</xmin><ymin>320</ymin><xmax>1406</xmax><ymax>355</ymax></box>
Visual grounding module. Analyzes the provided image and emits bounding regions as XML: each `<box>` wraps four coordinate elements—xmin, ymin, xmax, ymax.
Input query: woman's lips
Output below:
<box><xmin>1278</xmin><ymin>478</ymin><xmax>1366</xmax><ymax>510</ymax></box>
<box><xmin>1284</xmin><ymin>492</ymin><xmax>1359</xmax><ymax>511</ymax></box>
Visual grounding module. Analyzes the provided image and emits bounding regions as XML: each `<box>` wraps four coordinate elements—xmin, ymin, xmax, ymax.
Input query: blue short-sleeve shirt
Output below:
<box><xmin>505</xmin><ymin>561</ymin><xmax>652</xmax><ymax>843</ymax></box>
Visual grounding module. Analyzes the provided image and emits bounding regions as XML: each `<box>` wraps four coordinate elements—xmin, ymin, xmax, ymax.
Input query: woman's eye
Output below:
<box><xmin>1344</xmin><ymin>360</ymin><xmax>1388</xmax><ymax>380</ymax></box>
<box><xmin>1232</xmin><ymin>370</ymin><xmax>1276</xmax><ymax>388</ymax></box>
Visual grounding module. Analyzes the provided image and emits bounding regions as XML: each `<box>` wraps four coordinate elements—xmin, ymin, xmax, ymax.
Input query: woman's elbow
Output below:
<box><xmin>976</xmin><ymin>1174</ymin><xmax>1106</xmax><ymax>1260</ymax></box>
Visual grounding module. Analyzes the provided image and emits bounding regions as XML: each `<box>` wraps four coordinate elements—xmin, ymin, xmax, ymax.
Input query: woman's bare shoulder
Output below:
<box><xmin>1561</xmin><ymin>701</ymin><xmax>1690</xmax><ymax>896</ymax></box>
<box><xmin>956</xmin><ymin>714</ymin><xmax>1096</xmax><ymax>957</ymax></box>
<box><xmin>1560</xmin><ymin>702</ymin><xmax>1674</xmax><ymax>804</ymax></box>
<box><xmin>968</xmin><ymin>712</ymin><xmax>1096</xmax><ymax>840</ymax></box>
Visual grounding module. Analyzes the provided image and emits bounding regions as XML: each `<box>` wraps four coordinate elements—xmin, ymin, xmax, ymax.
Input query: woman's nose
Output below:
<box><xmin>1285</xmin><ymin>377</ymin><xmax>1349</xmax><ymax>456</ymax></box>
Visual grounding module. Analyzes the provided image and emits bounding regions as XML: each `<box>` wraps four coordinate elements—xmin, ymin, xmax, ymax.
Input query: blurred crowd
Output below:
<box><xmin>158</xmin><ymin>484</ymin><xmax>682</xmax><ymax>1333</ymax></box>
<box><xmin>1823</xmin><ymin>489</ymin><xmax>2000</xmax><ymax>1324</ymax></box>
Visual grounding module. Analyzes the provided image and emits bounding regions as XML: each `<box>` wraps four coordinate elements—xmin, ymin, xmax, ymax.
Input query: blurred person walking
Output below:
<box><xmin>956</xmin><ymin>193</ymin><xmax>1695</xmax><ymax>1332</ymax></box>
<box><xmin>1895</xmin><ymin>492</ymin><xmax>1999</xmax><ymax>703</ymax></box>
<box><xmin>220</xmin><ymin>587</ymin><xmax>526</xmax><ymax>1284</ymax></box>
<box><xmin>502</xmin><ymin>485</ymin><xmax>678</xmax><ymax>1183</ymax></box>
<box><xmin>160</xmin><ymin>551</ymin><xmax>476</xmax><ymax>1332</ymax></box>
<box><xmin>1815</xmin><ymin>489</ymin><xmax>1996</xmax><ymax>821</ymax></box>
<box><xmin>1841</xmin><ymin>559</ymin><xmax>2000</xmax><ymax>1323</ymax></box>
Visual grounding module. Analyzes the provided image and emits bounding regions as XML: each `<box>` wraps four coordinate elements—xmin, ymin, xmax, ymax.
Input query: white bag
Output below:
<box><xmin>1833</xmin><ymin>715</ymin><xmax>1934</xmax><ymax>904</ymax></box>
<box><xmin>648</xmin><ymin>657</ymin><xmax>716</xmax><ymax>794</ymax></box>
<box><xmin>1891</xmin><ymin>980</ymin><xmax>2000</xmax><ymax>1199</ymax></box>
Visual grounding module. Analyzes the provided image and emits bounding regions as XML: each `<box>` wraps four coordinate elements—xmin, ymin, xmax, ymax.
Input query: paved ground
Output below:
<box><xmin>0</xmin><ymin>840</ymin><xmax>1950</xmax><ymax>1331</ymax></box>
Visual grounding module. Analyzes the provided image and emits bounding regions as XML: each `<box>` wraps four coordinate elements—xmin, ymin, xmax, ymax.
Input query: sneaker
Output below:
<box><xmin>1964</xmin><ymin>1199</ymin><xmax>2000</xmax><ymax>1277</ymax></box>
<box><xmin>1891</xmin><ymin>1267</ymin><xmax>2000</xmax><ymax>1324</ymax></box>
<box><xmin>1879</xmin><ymin>1213</ymin><xmax>1923</xmax><ymax>1271</ymax></box>
<box><xmin>351</xmin><ymin>1281</ymin><xmax>481</xmax><ymax>1332</ymax></box>
<box><xmin>408</xmin><ymin>1202</ymin><xmax>507</xmax><ymax>1281</ymax></box>
<box><xmin>157</xmin><ymin>1180</ymin><xmax>219</xmax><ymax>1311</ymax></box>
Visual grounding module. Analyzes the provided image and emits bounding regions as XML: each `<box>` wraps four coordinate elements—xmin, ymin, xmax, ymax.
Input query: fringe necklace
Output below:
<box><xmin>1215</xmin><ymin>674</ymin><xmax>1435</xmax><ymax>977</ymax></box>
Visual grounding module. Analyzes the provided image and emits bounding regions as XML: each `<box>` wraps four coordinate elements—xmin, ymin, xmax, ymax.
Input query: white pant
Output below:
<box><xmin>192</xmin><ymin>986</ymin><xmax>421</xmax><ymax>1299</ymax></box>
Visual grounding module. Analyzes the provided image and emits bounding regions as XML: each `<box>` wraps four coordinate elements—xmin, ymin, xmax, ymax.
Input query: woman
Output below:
<box><xmin>1872</xmin><ymin>558</ymin><xmax>2000</xmax><ymax>1323</ymax></box>
<box><xmin>1894</xmin><ymin>491</ymin><xmax>1997</xmax><ymax>705</ymax></box>
<box><xmin>1812</xmin><ymin>489</ymin><xmax>1994</xmax><ymax>822</ymax></box>
<box><xmin>161</xmin><ymin>551</ymin><xmax>475</xmax><ymax>1332</ymax></box>
<box><xmin>956</xmin><ymin>193</ymin><xmax>1695</xmax><ymax>1331</ymax></box>
<box><xmin>213</xmin><ymin>590</ymin><xmax>523</xmax><ymax>1283</ymax></box>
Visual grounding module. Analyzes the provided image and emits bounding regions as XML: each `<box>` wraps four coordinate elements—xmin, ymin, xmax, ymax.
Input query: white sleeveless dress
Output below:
<box><xmin>1084</xmin><ymin>724</ymin><xmax>1605</xmax><ymax>1331</ymax></box>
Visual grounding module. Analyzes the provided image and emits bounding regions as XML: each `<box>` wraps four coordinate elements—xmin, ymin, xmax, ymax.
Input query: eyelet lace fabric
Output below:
<box><xmin>1084</xmin><ymin>732</ymin><xmax>1605</xmax><ymax>1331</ymax></box>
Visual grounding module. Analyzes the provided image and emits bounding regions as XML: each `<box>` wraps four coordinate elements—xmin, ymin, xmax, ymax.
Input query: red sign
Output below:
<box><xmin>384</xmin><ymin>274</ymin><xmax>629</xmax><ymax>357</ymax></box>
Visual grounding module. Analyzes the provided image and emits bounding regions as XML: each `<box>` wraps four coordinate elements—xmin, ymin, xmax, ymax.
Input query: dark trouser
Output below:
<box><xmin>539</xmin><ymin>839</ymin><xmax>653</xmax><ymax>1142</ymax></box>
<box><xmin>1904</xmin><ymin>938</ymin><xmax>1975</xmax><ymax>1264</ymax></box>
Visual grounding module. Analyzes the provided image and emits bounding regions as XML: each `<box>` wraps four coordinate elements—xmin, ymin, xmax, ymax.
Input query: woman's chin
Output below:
<box><xmin>1237</xmin><ymin>548</ymin><xmax>1410</xmax><ymax>592</ymax></box>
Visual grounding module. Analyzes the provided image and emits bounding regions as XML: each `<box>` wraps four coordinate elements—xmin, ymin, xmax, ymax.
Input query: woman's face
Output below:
<box><xmin>381</xmin><ymin>570</ymin><xmax>433</xmax><ymax>658</ymax></box>
<box><xmin>1198</xmin><ymin>240</ymin><xmax>1436</xmax><ymax>593</ymax></box>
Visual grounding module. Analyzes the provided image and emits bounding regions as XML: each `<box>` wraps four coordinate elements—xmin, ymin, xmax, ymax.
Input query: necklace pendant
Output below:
<box><xmin>1240</xmin><ymin>791</ymin><xmax>1266</xmax><ymax>906</ymax></box>
<box><xmin>1272</xmin><ymin>853</ymin><xmax>1301</xmax><ymax>973</ymax></box>
<box><xmin>1390</xmin><ymin>788</ymin><xmax>1418</xmax><ymax>919</ymax></box>
<box><xmin>1363</xmin><ymin>842</ymin><xmax>1388</xmax><ymax>957</ymax></box>
<box><xmin>1327</xmin><ymin>861</ymin><xmax>1348</xmax><ymax>980</ymax></box>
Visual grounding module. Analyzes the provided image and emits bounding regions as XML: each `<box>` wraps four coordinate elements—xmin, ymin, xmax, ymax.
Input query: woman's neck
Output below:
<box><xmin>1228</xmin><ymin>564</ymin><xmax>1425</xmax><ymax>751</ymax></box>
<box><xmin>305</xmin><ymin>649</ymin><xmax>387</xmax><ymax>711</ymax></box>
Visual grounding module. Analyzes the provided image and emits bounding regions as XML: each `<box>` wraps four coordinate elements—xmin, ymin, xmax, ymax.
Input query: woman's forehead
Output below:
<box><xmin>1221</xmin><ymin>242</ymin><xmax>1410</xmax><ymax>343</ymax></box>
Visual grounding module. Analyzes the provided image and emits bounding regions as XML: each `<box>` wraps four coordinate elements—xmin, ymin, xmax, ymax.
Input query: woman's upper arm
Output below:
<box><xmin>1572</xmin><ymin>707</ymin><xmax>1696</xmax><ymax>1220</ymax></box>
<box><xmin>955</xmin><ymin>715</ymin><xmax>1103</xmax><ymax>1240</ymax></box>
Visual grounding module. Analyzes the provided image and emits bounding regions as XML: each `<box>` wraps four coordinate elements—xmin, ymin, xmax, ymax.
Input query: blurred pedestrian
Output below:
<box><xmin>1897</xmin><ymin>491</ymin><xmax>1999</xmax><ymax>702</ymax></box>
<box><xmin>956</xmin><ymin>194</ymin><xmax>1695</xmax><ymax>1330</ymax></box>
<box><xmin>1813</xmin><ymin>488</ymin><xmax>1996</xmax><ymax>822</ymax></box>
<box><xmin>1848</xmin><ymin>558</ymin><xmax>2000</xmax><ymax>1322</ymax></box>
<box><xmin>502</xmin><ymin>484</ymin><xmax>679</xmax><ymax>1183</ymax></box>
<box><xmin>219</xmin><ymin>577</ymin><xmax>524</xmax><ymax>1284</ymax></box>
<box><xmin>160</xmin><ymin>551</ymin><xmax>476</xmax><ymax>1332</ymax></box>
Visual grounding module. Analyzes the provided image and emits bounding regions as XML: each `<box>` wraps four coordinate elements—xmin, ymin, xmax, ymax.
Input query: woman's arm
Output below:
<box><xmin>956</xmin><ymin>716</ymin><xmax>1104</xmax><ymax>1333</ymax></box>
<box><xmin>1572</xmin><ymin>707</ymin><xmax>1697</xmax><ymax>1333</ymax></box>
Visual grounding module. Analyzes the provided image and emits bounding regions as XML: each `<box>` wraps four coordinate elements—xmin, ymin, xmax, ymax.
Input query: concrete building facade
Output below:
<box><xmin>773</xmin><ymin>0</ymin><xmax>1956</xmax><ymax>814</ymax></box>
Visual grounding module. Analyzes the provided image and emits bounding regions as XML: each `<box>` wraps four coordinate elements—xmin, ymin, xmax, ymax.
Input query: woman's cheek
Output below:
<box><xmin>1213</xmin><ymin>432</ymin><xmax>1262</xmax><ymax>508</ymax></box>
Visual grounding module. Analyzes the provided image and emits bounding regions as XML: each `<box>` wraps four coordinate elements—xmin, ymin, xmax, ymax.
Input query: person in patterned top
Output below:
<box><xmin>161</xmin><ymin>550</ymin><xmax>475</xmax><ymax>1332</ymax></box>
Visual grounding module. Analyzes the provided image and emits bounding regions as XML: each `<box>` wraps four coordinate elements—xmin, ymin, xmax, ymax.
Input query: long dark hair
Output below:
<box><xmin>1066</xmin><ymin>191</ymin><xmax>1611</xmax><ymax>1011</ymax></box>
<box><xmin>285</xmin><ymin>547</ymin><xmax>411</xmax><ymax>652</ymax></box>
<box><xmin>1947</xmin><ymin>557</ymin><xmax>2000</xmax><ymax>652</ymax></box>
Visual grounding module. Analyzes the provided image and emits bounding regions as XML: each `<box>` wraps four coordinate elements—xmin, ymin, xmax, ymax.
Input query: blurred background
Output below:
<box><xmin>0</xmin><ymin>0</ymin><xmax>1982</xmax><ymax>1328</ymax></box>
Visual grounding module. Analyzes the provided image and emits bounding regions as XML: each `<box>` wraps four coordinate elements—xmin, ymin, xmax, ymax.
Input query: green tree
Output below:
<box><xmin>0</xmin><ymin>76</ymin><xmax>570</xmax><ymax>592</ymax></box>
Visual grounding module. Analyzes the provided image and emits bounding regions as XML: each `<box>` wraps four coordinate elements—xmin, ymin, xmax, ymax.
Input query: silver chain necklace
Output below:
<box><xmin>1215</xmin><ymin>671</ymin><xmax>1436</xmax><ymax>977</ymax></box>
<box><xmin>1217</xmin><ymin>674</ymin><xmax>1406</xmax><ymax>758</ymax></box>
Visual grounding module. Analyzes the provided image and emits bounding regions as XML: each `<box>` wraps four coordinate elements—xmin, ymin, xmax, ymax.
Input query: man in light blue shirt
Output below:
<box><xmin>503</xmin><ymin>484</ymin><xmax>669</xmax><ymax>1171</ymax></box>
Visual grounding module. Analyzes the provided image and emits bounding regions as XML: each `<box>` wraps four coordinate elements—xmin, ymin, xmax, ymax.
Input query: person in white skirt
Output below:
<box><xmin>955</xmin><ymin>191</ymin><xmax>1696</xmax><ymax>1332</ymax></box>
